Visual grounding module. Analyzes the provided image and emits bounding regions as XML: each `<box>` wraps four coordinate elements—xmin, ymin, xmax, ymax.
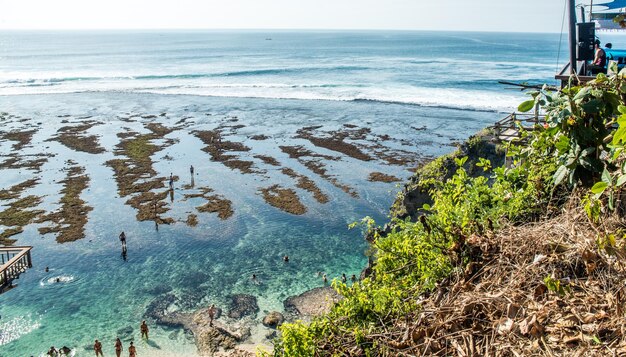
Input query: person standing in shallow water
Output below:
<box><xmin>128</xmin><ymin>341</ymin><xmax>137</xmax><ymax>357</ymax></box>
<box><xmin>47</xmin><ymin>346</ymin><xmax>58</xmax><ymax>356</ymax></box>
<box><xmin>169</xmin><ymin>173</ymin><xmax>174</xmax><ymax>189</ymax></box>
<box><xmin>140</xmin><ymin>320</ymin><xmax>149</xmax><ymax>339</ymax></box>
<box><xmin>115</xmin><ymin>338</ymin><xmax>123</xmax><ymax>357</ymax></box>
<box><xmin>93</xmin><ymin>339</ymin><xmax>103</xmax><ymax>356</ymax></box>
<box><xmin>119</xmin><ymin>231</ymin><xmax>127</xmax><ymax>249</ymax></box>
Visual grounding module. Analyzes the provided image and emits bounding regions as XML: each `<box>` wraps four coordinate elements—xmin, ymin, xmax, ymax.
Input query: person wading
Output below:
<box><xmin>128</xmin><ymin>341</ymin><xmax>137</xmax><ymax>357</ymax></box>
<box><xmin>93</xmin><ymin>339</ymin><xmax>103</xmax><ymax>357</ymax></box>
<box><xmin>115</xmin><ymin>337</ymin><xmax>123</xmax><ymax>357</ymax></box>
<box><xmin>140</xmin><ymin>320</ymin><xmax>149</xmax><ymax>339</ymax></box>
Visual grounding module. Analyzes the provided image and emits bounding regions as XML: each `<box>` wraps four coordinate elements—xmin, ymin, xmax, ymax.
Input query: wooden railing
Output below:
<box><xmin>492</xmin><ymin>112</ymin><xmax>542</xmax><ymax>142</ymax></box>
<box><xmin>0</xmin><ymin>246</ymin><xmax>33</xmax><ymax>291</ymax></box>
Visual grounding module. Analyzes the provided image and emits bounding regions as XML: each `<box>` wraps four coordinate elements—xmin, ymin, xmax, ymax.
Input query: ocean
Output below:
<box><xmin>0</xmin><ymin>30</ymin><xmax>579</xmax><ymax>356</ymax></box>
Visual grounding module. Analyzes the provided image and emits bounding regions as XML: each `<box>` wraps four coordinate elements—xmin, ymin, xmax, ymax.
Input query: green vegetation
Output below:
<box><xmin>270</xmin><ymin>70</ymin><xmax>626</xmax><ymax>355</ymax></box>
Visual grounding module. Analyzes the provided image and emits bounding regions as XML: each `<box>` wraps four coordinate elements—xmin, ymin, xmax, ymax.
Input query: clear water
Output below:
<box><xmin>0</xmin><ymin>30</ymin><xmax>573</xmax><ymax>356</ymax></box>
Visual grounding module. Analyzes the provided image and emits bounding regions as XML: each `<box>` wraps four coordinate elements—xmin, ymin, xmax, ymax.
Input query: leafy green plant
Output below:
<box><xmin>543</xmin><ymin>276</ymin><xmax>571</xmax><ymax>297</ymax></box>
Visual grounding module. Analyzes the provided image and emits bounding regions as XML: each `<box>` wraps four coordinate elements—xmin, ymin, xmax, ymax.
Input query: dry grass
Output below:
<box><xmin>344</xmin><ymin>195</ymin><xmax>626</xmax><ymax>356</ymax></box>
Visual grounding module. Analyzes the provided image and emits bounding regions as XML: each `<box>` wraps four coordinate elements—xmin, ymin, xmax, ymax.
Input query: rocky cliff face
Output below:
<box><xmin>391</xmin><ymin>130</ymin><xmax>504</xmax><ymax>223</ymax></box>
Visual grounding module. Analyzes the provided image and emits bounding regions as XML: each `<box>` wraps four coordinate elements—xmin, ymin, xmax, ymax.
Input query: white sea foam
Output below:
<box><xmin>40</xmin><ymin>275</ymin><xmax>75</xmax><ymax>286</ymax></box>
<box><xmin>0</xmin><ymin>78</ymin><xmax>525</xmax><ymax>113</ymax></box>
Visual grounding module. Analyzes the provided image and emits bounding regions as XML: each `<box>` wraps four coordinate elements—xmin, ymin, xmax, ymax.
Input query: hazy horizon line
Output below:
<box><xmin>0</xmin><ymin>27</ymin><xmax>563</xmax><ymax>34</ymax></box>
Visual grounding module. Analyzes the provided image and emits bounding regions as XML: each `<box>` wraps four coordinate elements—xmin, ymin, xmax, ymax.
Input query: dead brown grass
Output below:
<box><xmin>347</xmin><ymin>196</ymin><xmax>626</xmax><ymax>356</ymax></box>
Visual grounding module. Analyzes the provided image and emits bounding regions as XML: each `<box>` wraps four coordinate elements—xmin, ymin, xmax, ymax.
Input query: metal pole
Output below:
<box><xmin>569</xmin><ymin>0</ymin><xmax>578</xmax><ymax>75</ymax></box>
<box><xmin>580</xmin><ymin>5</ymin><xmax>586</xmax><ymax>23</ymax></box>
<box><xmin>590</xmin><ymin>0</ymin><xmax>594</xmax><ymax>21</ymax></box>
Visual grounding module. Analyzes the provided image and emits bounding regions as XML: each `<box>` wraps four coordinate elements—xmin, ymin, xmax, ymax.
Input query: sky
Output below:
<box><xmin>0</xmin><ymin>0</ymin><xmax>568</xmax><ymax>33</ymax></box>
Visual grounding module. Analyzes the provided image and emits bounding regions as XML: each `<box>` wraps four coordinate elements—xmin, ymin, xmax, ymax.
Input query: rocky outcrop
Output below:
<box><xmin>157</xmin><ymin>307</ymin><xmax>252</xmax><ymax>356</ymax></box>
<box><xmin>227</xmin><ymin>294</ymin><xmax>259</xmax><ymax>319</ymax></box>
<box><xmin>284</xmin><ymin>287</ymin><xmax>342</xmax><ymax>319</ymax></box>
<box><xmin>262</xmin><ymin>311</ymin><xmax>284</xmax><ymax>328</ymax></box>
<box><xmin>391</xmin><ymin>131</ymin><xmax>504</xmax><ymax>223</ymax></box>
<box><xmin>144</xmin><ymin>293</ymin><xmax>177</xmax><ymax>324</ymax></box>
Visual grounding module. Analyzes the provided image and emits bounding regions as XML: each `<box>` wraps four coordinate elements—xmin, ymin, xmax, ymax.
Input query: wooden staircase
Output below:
<box><xmin>0</xmin><ymin>246</ymin><xmax>33</xmax><ymax>293</ymax></box>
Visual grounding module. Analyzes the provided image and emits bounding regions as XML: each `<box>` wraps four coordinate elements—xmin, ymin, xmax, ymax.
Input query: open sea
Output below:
<box><xmin>0</xmin><ymin>30</ymin><xmax>602</xmax><ymax>356</ymax></box>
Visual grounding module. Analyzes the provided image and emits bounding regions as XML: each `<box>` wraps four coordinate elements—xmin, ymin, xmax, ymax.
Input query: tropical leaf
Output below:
<box><xmin>591</xmin><ymin>181</ymin><xmax>608</xmax><ymax>195</ymax></box>
<box><xmin>518</xmin><ymin>100</ymin><xmax>535</xmax><ymax>113</ymax></box>
<box><xmin>553</xmin><ymin>165</ymin><xmax>569</xmax><ymax>186</ymax></box>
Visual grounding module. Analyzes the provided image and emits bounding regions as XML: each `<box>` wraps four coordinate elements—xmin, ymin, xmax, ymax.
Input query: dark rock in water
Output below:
<box><xmin>116</xmin><ymin>325</ymin><xmax>134</xmax><ymax>341</ymax></box>
<box><xmin>228</xmin><ymin>294</ymin><xmax>259</xmax><ymax>319</ymax></box>
<box><xmin>145</xmin><ymin>284</ymin><xmax>172</xmax><ymax>295</ymax></box>
<box><xmin>144</xmin><ymin>293</ymin><xmax>177</xmax><ymax>324</ymax></box>
<box><xmin>284</xmin><ymin>287</ymin><xmax>342</xmax><ymax>319</ymax></box>
<box><xmin>179</xmin><ymin>271</ymin><xmax>209</xmax><ymax>287</ymax></box>
<box><xmin>265</xmin><ymin>330</ymin><xmax>278</xmax><ymax>340</ymax></box>
<box><xmin>177</xmin><ymin>289</ymin><xmax>206</xmax><ymax>310</ymax></box>
<box><xmin>262</xmin><ymin>311</ymin><xmax>284</xmax><ymax>328</ymax></box>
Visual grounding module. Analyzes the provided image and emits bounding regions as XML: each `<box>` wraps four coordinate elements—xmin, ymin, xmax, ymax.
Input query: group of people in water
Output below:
<box><xmin>46</xmin><ymin>321</ymin><xmax>148</xmax><ymax>356</ymax></box>
<box><xmin>249</xmin><ymin>255</ymin><xmax>358</xmax><ymax>286</ymax></box>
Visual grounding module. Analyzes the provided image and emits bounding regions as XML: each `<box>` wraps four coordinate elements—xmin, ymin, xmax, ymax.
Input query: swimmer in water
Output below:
<box><xmin>283</xmin><ymin>255</ymin><xmax>289</xmax><ymax>262</ymax></box>
<box><xmin>323</xmin><ymin>274</ymin><xmax>327</xmax><ymax>283</ymax></box>
<box><xmin>56</xmin><ymin>277</ymin><xmax>61</xmax><ymax>283</ymax></box>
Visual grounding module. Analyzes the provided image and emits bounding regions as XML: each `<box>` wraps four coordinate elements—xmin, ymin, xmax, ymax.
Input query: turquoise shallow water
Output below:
<box><xmin>0</xmin><ymin>92</ymin><xmax>501</xmax><ymax>356</ymax></box>
<box><xmin>0</xmin><ymin>29</ymin><xmax>573</xmax><ymax>356</ymax></box>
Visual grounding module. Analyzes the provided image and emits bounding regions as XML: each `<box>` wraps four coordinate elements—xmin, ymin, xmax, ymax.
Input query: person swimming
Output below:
<box><xmin>283</xmin><ymin>255</ymin><xmax>289</xmax><ymax>262</ymax></box>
